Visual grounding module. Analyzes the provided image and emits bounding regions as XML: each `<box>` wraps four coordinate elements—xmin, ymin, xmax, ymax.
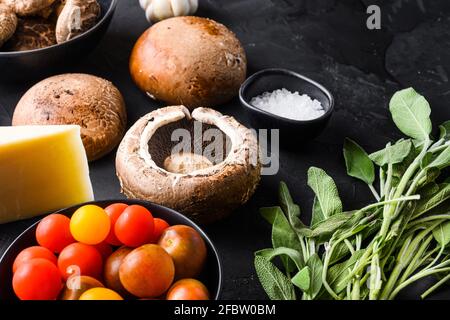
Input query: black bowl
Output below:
<box><xmin>0</xmin><ymin>0</ymin><xmax>117</xmax><ymax>82</ymax></box>
<box><xmin>0</xmin><ymin>199</ymin><xmax>223</xmax><ymax>300</ymax></box>
<box><xmin>239</xmin><ymin>68</ymin><xmax>334</xmax><ymax>146</ymax></box>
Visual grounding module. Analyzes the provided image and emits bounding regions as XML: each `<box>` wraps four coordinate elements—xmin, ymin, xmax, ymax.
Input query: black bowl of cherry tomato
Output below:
<box><xmin>0</xmin><ymin>200</ymin><xmax>222</xmax><ymax>300</ymax></box>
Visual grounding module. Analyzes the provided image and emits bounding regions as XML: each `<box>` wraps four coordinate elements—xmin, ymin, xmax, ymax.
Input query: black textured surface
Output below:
<box><xmin>1</xmin><ymin>0</ymin><xmax>450</xmax><ymax>300</ymax></box>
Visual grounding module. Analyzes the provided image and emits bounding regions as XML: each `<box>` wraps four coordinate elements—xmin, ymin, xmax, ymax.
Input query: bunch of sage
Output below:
<box><xmin>255</xmin><ymin>88</ymin><xmax>450</xmax><ymax>300</ymax></box>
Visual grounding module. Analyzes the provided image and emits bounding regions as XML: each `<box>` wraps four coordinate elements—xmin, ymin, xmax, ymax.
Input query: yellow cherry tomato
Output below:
<box><xmin>79</xmin><ymin>287</ymin><xmax>123</xmax><ymax>300</ymax></box>
<box><xmin>70</xmin><ymin>205</ymin><xmax>111</xmax><ymax>245</ymax></box>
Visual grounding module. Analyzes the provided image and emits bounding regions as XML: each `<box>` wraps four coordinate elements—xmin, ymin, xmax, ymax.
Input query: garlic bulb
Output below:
<box><xmin>139</xmin><ymin>0</ymin><xmax>198</xmax><ymax>23</ymax></box>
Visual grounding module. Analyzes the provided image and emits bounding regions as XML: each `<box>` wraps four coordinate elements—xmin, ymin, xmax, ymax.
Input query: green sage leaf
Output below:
<box><xmin>260</xmin><ymin>206</ymin><xmax>279</xmax><ymax>224</ymax></box>
<box><xmin>416</xmin><ymin>167</ymin><xmax>440</xmax><ymax>190</ymax></box>
<box><xmin>428</xmin><ymin>146</ymin><xmax>450</xmax><ymax>169</ymax></box>
<box><xmin>307</xmin><ymin>167</ymin><xmax>343</xmax><ymax>224</ymax></box>
<box><xmin>328</xmin><ymin>250</ymin><xmax>364</xmax><ymax>294</ymax></box>
<box><xmin>343</xmin><ymin>138</ymin><xmax>375</xmax><ymax>185</ymax></box>
<box><xmin>305</xmin><ymin>254</ymin><xmax>323</xmax><ymax>299</ymax></box>
<box><xmin>420</xmin><ymin>152</ymin><xmax>434</xmax><ymax>169</ymax></box>
<box><xmin>369</xmin><ymin>139</ymin><xmax>412</xmax><ymax>166</ymax></box>
<box><xmin>272</xmin><ymin>211</ymin><xmax>300</xmax><ymax>249</ymax></box>
<box><xmin>255</xmin><ymin>247</ymin><xmax>304</xmax><ymax>270</ymax></box>
<box><xmin>311</xmin><ymin>197</ymin><xmax>324</xmax><ymax>226</ymax></box>
<box><xmin>254</xmin><ymin>256</ymin><xmax>296</xmax><ymax>300</ymax></box>
<box><xmin>413</xmin><ymin>183</ymin><xmax>450</xmax><ymax>218</ymax></box>
<box><xmin>279</xmin><ymin>181</ymin><xmax>303</xmax><ymax>230</ymax></box>
<box><xmin>300</xmin><ymin>212</ymin><xmax>353</xmax><ymax>243</ymax></box>
<box><xmin>439</xmin><ymin>120</ymin><xmax>450</xmax><ymax>140</ymax></box>
<box><xmin>271</xmin><ymin>207</ymin><xmax>304</xmax><ymax>272</ymax></box>
<box><xmin>389</xmin><ymin>87</ymin><xmax>432</xmax><ymax>141</ymax></box>
<box><xmin>433</xmin><ymin>222</ymin><xmax>450</xmax><ymax>248</ymax></box>
<box><xmin>292</xmin><ymin>266</ymin><xmax>310</xmax><ymax>292</ymax></box>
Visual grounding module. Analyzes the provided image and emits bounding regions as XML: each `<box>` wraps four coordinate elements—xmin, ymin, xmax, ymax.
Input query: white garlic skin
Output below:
<box><xmin>139</xmin><ymin>0</ymin><xmax>198</xmax><ymax>23</ymax></box>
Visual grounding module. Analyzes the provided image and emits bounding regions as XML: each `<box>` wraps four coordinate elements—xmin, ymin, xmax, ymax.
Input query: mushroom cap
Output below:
<box><xmin>12</xmin><ymin>73</ymin><xmax>127</xmax><ymax>161</ymax></box>
<box><xmin>55</xmin><ymin>0</ymin><xmax>100</xmax><ymax>44</ymax></box>
<box><xmin>4</xmin><ymin>18</ymin><xmax>56</xmax><ymax>51</ymax></box>
<box><xmin>116</xmin><ymin>106</ymin><xmax>261</xmax><ymax>224</ymax></box>
<box><xmin>0</xmin><ymin>4</ymin><xmax>17</xmax><ymax>48</ymax></box>
<box><xmin>5</xmin><ymin>0</ymin><xmax>56</xmax><ymax>16</ymax></box>
<box><xmin>129</xmin><ymin>16</ymin><xmax>247</xmax><ymax>109</ymax></box>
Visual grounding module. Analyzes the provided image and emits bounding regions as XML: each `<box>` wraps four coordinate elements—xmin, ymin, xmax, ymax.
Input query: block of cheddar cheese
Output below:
<box><xmin>0</xmin><ymin>125</ymin><xmax>94</xmax><ymax>224</ymax></box>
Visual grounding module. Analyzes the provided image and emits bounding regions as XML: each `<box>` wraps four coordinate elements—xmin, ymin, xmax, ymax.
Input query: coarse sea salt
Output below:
<box><xmin>250</xmin><ymin>88</ymin><xmax>325</xmax><ymax>121</ymax></box>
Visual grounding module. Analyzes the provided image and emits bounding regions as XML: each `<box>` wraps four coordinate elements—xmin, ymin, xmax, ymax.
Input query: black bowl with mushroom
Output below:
<box><xmin>0</xmin><ymin>0</ymin><xmax>117</xmax><ymax>82</ymax></box>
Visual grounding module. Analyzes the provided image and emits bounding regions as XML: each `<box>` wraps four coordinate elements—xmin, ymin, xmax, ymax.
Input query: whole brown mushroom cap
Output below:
<box><xmin>0</xmin><ymin>4</ymin><xmax>17</xmax><ymax>48</ymax></box>
<box><xmin>12</xmin><ymin>73</ymin><xmax>127</xmax><ymax>162</ymax></box>
<box><xmin>116</xmin><ymin>106</ymin><xmax>261</xmax><ymax>224</ymax></box>
<box><xmin>129</xmin><ymin>16</ymin><xmax>247</xmax><ymax>109</ymax></box>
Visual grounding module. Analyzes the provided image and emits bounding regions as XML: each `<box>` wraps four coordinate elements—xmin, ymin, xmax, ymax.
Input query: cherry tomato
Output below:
<box><xmin>70</xmin><ymin>205</ymin><xmax>111</xmax><ymax>245</ymax></box>
<box><xmin>158</xmin><ymin>225</ymin><xmax>206</xmax><ymax>279</ymax></box>
<box><xmin>114</xmin><ymin>205</ymin><xmax>154</xmax><ymax>247</ymax></box>
<box><xmin>94</xmin><ymin>242</ymin><xmax>113</xmax><ymax>261</ymax></box>
<box><xmin>36</xmin><ymin>214</ymin><xmax>75</xmax><ymax>253</ymax></box>
<box><xmin>58</xmin><ymin>243</ymin><xmax>103</xmax><ymax>280</ymax></box>
<box><xmin>13</xmin><ymin>246</ymin><xmax>57</xmax><ymax>273</ymax></box>
<box><xmin>79</xmin><ymin>288</ymin><xmax>123</xmax><ymax>300</ymax></box>
<box><xmin>150</xmin><ymin>218</ymin><xmax>170</xmax><ymax>243</ymax></box>
<box><xmin>104</xmin><ymin>203</ymin><xmax>128</xmax><ymax>246</ymax></box>
<box><xmin>104</xmin><ymin>246</ymin><xmax>132</xmax><ymax>296</ymax></box>
<box><xmin>166</xmin><ymin>279</ymin><xmax>210</xmax><ymax>300</ymax></box>
<box><xmin>119</xmin><ymin>244</ymin><xmax>174</xmax><ymax>298</ymax></box>
<box><xmin>13</xmin><ymin>258</ymin><xmax>62</xmax><ymax>300</ymax></box>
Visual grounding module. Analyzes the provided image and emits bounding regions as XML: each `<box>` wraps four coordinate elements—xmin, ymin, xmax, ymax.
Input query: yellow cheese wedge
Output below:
<box><xmin>0</xmin><ymin>125</ymin><xmax>94</xmax><ymax>224</ymax></box>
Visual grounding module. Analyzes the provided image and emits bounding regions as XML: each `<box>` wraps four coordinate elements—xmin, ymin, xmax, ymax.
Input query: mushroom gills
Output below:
<box><xmin>144</xmin><ymin>112</ymin><xmax>232</xmax><ymax>172</ymax></box>
<box><xmin>163</xmin><ymin>152</ymin><xmax>213</xmax><ymax>174</ymax></box>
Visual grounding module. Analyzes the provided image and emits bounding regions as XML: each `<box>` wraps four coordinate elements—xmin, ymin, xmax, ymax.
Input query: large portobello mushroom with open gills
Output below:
<box><xmin>116</xmin><ymin>106</ymin><xmax>260</xmax><ymax>224</ymax></box>
<box><xmin>129</xmin><ymin>16</ymin><xmax>247</xmax><ymax>109</ymax></box>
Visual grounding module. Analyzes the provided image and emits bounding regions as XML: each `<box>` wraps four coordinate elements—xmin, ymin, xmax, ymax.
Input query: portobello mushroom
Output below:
<box><xmin>129</xmin><ymin>16</ymin><xmax>247</xmax><ymax>109</ymax></box>
<box><xmin>116</xmin><ymin>106</ymin><xmax>261</xmax><ymax>224</ymax></box>
<box><xmin>12</xmin><ymin>73</ymin><xmax>127</xmax><ymax>161</ymax></box>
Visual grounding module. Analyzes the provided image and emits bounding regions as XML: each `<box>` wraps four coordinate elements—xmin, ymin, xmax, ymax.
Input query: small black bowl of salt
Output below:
<box><xmin>239</xmin><ymin>68</ymin><xmax>334</xmax><ymax>146</ymax></box>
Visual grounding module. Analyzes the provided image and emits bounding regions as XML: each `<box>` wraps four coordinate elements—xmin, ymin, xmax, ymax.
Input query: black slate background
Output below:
<box><xmin>1</xmin><ymin>0</ymin><xmax>450</xmax><ymax>300</ymax></box>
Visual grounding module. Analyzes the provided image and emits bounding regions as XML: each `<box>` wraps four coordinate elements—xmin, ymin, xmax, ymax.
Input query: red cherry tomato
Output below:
<box><xmin>13</xmin><ymin>258</ymin><xmax>62</xmax><ymax>300</ymax></box>
<box><xmin>94</xmin><ymin>242</ymin><xmax>113</xmax><ymax>261</ymax></box>
<box><xmin>36</xmin><ymin>214</ymin><xmax>75</xmax><ymax>253</ymax></box>
<box><xmin>58</xmin><ymin>243</ymin><xmax>103</xmax><ymax>280</ymax></box>
<box><xmin>104</xmin><ymin>203</ymin><xmax>128</xmax><ymax>246</ymax></box>
<box><xmin>114</xmin><ymin>205</ymin><xmax>154</xmax><ymax>247</ymax></box>
<box><xmin>150</xmin><ymin>218</ymin><xmax>170</xmax><ymax>243</ymax></box>
<box><xmin>13</xmin><ymin>246</ymin><xmax>57</xmax><ymax>273</ymax></box>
